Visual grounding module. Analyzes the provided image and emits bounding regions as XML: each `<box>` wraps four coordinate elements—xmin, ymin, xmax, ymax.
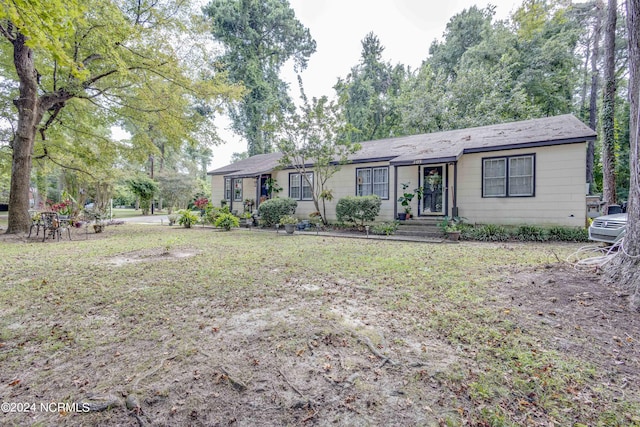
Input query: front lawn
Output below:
<box><xmin>0</xmin><ymin>225</ymin><xmax>638</xmax><ymax>426</ymax></box>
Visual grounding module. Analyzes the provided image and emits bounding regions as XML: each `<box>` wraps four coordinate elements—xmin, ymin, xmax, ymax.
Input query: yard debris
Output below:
<box><xmin>77</xmin><ymin>394</ymin><xmax>122</xmax><ymax>412</ymax></box>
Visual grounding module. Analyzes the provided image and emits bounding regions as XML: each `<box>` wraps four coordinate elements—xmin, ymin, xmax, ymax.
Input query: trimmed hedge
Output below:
<box><xmin>467</xmin><ymin>224</ymin><xmax>589</xmax><ymax>242</ymax></box>
<box><xmin>336</xmin><ymin>195</ymin><xmax>381</xmax><ymax>226</ymax></box>
<box><xmin>258</xmin><ymin>197</ymin><xmax>297</xmax><ymax>227</ymax></box>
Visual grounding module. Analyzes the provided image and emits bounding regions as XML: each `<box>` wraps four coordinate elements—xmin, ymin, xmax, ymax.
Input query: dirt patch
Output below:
<box><xmin>494</xmin><ymin>264</ymin><xmax>639</xmax><ymax>381</ymax></box>
<box><xmin>106</xmin><ymin>247</ymin><xmax>201</xmax><ymax>266</ymax></box>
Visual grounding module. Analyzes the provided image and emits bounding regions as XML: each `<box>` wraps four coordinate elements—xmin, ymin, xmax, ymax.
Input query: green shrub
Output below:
<box><xmin>258</xmin><ymin>197</ymin><xmax>298</xmax><ymax>227</ymax></box>
<box><xmin>279</xmin><ymin>215</ymin><xmax>298</xmax><ymax>225</ymax></box>
<box><xmin>336</xmin><ymin>195</ymin><xmax>381</xmax><ymax>226</ymax></box>
<box><xmin>547</xmin><ymin>226</ymin><xmax>589</xmax><ymax>242</ymax></box>
<box><xmin>203</xmin><ymin>204</ymin><xmax>229</xmax><ymax>225</ymax></box>
<box><xmin>371</xmin><ymin>221</ymin><xmax>399</xmax><ymax>236</ymax></box>
<box><xmin>471</xmin><ymin>224</ymin><xmax>511</xmax><ymax>241</ymax></box>
<box><xmin>177</xmin><ymin>210</ymin><xmax>199</xmax><ymax>228</ymax></box>
<box><xmin>514</xmin><ymin>225</ymin><xmax>549</xmax><ymax>242</ymax></box>
<box><xmin>214</xmin><ymin>212</ymin><xmax>239</xmax><ymax>231</ymax></box>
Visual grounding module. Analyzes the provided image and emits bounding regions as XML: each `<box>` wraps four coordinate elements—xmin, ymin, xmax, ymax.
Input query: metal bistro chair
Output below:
<box><xmin>39</xmin><ymin>212</ymin><xmax>71</xmax><ymax>242</ymax></box>
<box><xmin>28</xmin><ymin>210</ymin><xmax>42</xmax><ymax>238</ymax></box>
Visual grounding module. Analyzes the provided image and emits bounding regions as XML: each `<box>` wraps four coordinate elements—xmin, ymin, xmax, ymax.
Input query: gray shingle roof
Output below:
<box><xmin>208</xmin><ymin>152</ymin><xmax>283</xmax><ymax>177</ymax></box>
<box><xmin>208</xmin><ymin>115</ymin><xmax>596</xmax><ymax>176</ymax></box>
<box><xmin>354</xmin><ymin>114</ymin><xmax>596</xmax><ymax>165</ymax></box>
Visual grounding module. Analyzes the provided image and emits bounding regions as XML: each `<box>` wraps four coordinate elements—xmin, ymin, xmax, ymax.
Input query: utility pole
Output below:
<box><xmin>149</xmin><ymin>154</ymin><xmax>155</xmax><ymax>215</ymax></box>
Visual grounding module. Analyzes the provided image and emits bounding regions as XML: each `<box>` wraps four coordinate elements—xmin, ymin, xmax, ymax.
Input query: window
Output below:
<box><xmin>289</xmin><ymin>173</ymin><xmax>313</xmax><ymax>200</ymax></box>
<box><xmin>233</xmin><ymin>178</ymin><xmax>243</xmax><ymax>201</ymax></box>
<box><xmin>482</xmin><ymin>154</ymin><xmax>534</xmax><ymax>197</ymax></box>
<box><xmin>224</xmin><ymin>178</ymin><xmax>232</xmax><ymax>201</ymax></box>
<box><xmin>356</xmin><ymin>167</ymin><xmax>389</xmax><ymax>199</ymax></box>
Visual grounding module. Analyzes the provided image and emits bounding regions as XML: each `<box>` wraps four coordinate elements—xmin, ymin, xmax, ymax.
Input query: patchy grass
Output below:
<box><xmin>0</xmin><ymin>225</ymin><xmax>638</xmax><ymax>426</ymax></box>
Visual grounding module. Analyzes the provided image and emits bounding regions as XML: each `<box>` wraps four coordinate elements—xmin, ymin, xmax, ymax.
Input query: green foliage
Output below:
<box><xmin>177</xmin><ymin>209</ymin><xmax>199</xmax><ymax>228</ymax></box>
<box><xmin>397</xmin><ymin>182</ymin><xmax>415</xmax><ymax>213</ymax></box>
<box><xmin>204</xmin><ymin>0</ymin><xmax>316</xmax><ymax>155</ymax></box>
<box><xmin>214</xmin><ymin>212</ymin><xmax>239</xmax><ymax>231</ymax></box>
<box><xmin>202</xmin><ymin>204</ymin><xmax>230</xmax><ymax>225</ymax></box>
<box><xmin>471</xmin><ymin>224</ymin><xmax>511</xmax><ymax>242</ymax></box>
<box><xmin>258</xmin><ymin>197</ymin><xmax>297</xmax><ymax>227</ymax></box>
<box><xmin>514</xmin><ymin>225</ymin><xmax>549</xmax><ymax>242</ymax></box>
<box><xmin>547</xmin><ymin>226</ymin><xmax>589</xmax><ymax>242</ymax></box>
<box><xmin>371</xmin><ymin>221</ymin><xmax>399</xmax><ymax>236</ymax></box>
<box><xmin>156</xmin><ymin>172</ymin><xmax>196</xmax><ymax>213</ymax></box>
<box><xmin>127</xmin><ymin>177</ymin><xmax>159</xmax><ymax>215</ymax></box>
<box><xmin>278</xmin><ymin>215</ymin><xmax>298</xmax><ymax>225</ymax></box>
<box><xmin>334</xmin><ymin>32</ymin><xmax>405</xmax><ymax>142</ymax></box>
<box><xmin>335</xmin><ymin>195</ymin><xmax>381</xmax><ymax>226</ymax></box>
<box><xmin>438</xmin><ymin>216</ymin><xmax>467</xmax><ymax>233</ymax></box>
<box><xmin>113</xmin><ymin>183</ymin><xmax>136</xmax><ymax>207</ymax></box>
<box><xmin>1</xmin><ymin>0</ymin><xmax>241</xmax><ymax>233</ymax></box>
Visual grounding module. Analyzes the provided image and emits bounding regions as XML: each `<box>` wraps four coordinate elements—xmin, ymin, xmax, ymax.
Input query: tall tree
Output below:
<box><xmin>601</xmin><ymin>0</ymin><xmax>618</xmax><ymax>210</ymax></box>
<box><xmin>588</xmin><ymin>0</ymin><xmax>604</xmax><ymax>190</ymax></box>
<box><xmin>605</xmin><ymin>0</ymin><xmax>640</xmax><ymax>310</ymax></box>
<box><xmin>428</xmin><ymin>5</ymin><xmax>495</xmax><ymax>81</ymax></box>
<box><xmin>1</xmin><ymin>0</ymin><xmax>238</xmax><ymax>233</ymax></box>
<box><xmin>334</xmin><ymin>32</ymin><xmax>405</xmax><ymax>142</ymax></box>
<box><xmin>204</xmin><ymin>0</ymin><xmax>316</xmax><ymax>156</ymax></box>
<box><xmin>278</xmin><ymin>78</ymin><xmax>360</xmax><ymax>225</ymax></box>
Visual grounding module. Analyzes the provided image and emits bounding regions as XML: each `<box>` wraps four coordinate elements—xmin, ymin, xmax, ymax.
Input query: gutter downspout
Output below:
<box><xmin>256</xmin><ymin>174</ymin><xmax>262</xmax><ymax>211</ymax></box>
<box><xmin>452</xmin><ymin>161</ymin><xmax>458</xmax><ymax>218</ymax></box>
<box><xmin>393</xmin><ymin>165</ymin><xmax>398</xmax><ymax>220</ymax></box>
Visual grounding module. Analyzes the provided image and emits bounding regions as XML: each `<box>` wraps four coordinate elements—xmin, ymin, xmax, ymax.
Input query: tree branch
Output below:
<box><xmin>35</xmin><ymin>147</ymin><xmax>96</xmax><ymax>179</ymax></box>
<box><xmin>0</xmin><ymin>21</ymin><xmax>16</xmax><ymax>42</ymax></box>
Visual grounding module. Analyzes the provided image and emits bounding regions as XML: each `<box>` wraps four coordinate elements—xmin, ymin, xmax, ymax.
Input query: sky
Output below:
<box><xmin>209</xmin><ymin>0</ymin><xmax>526</xmax><ymax>169</ymax></box>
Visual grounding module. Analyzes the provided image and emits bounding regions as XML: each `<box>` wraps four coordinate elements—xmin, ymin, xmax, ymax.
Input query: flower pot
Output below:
<box><xmin>398</xmin><ymin>212</ymin><xmax>407</xmax><ymax>221</ymax></box>
<box><xmin>284</xmin><ymin>224</ymin><xmax>295</xmax><ymax>234</ymax></box>
<box><xmin>446</xmin><ymin>231</ymin><xmax>461</xmax><ymax>241</ymax></box>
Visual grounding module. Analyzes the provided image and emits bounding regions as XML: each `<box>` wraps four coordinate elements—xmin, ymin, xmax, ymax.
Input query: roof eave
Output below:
<box><xmin>390</xmin><ymin>156</ymin><xmax>459</xmax><ymax>166</ymax></box>
<box><xmin>462</xmin><ymin>136</ymin><xmax>595</xmax><ymax>155</ymax></box>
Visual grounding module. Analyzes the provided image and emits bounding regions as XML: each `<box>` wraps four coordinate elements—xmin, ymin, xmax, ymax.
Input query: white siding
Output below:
<box><xmin>455</xmin><ymin>144</ymin><xmax>586</xmax><ymax>226</ymax></box>
<box><xmin>273</xmin><ymin>162</ymin><xmax>397</xmax><ymax>222</ymax></box>
<box><xmin>211</xmin><ymin>175</ymin><xmax>225</xmax><ymax>207</ymax></box>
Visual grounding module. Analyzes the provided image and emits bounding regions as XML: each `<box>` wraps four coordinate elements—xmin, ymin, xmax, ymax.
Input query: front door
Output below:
<box><xmin>421</xmin><ymin>165</ymin><xmax>445</xmax><ymax>215</ymax></box>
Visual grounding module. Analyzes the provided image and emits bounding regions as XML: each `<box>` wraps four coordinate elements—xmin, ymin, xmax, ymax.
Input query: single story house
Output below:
<box><xmin>208</xmin><ymin>114</ymin><xmax>597</xmax><ymax>227</ymax></box>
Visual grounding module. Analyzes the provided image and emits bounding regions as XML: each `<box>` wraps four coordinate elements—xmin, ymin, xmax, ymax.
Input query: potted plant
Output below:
<box><xmin>279</xmin><ymin>215</ymin><xmax>298</xmax><ymax>234</ymax></box>
<box><xmin>167</xmin><ymin>213</ymin><xmax>179</xmax><ymax>226</ymax></box>
<box><xmin>241</xmin><ymin>211</ymin><xmax>253</xmax><ymax>228</ymax></box>
<box><xmin>444</xmin><ymin>223</ymin><xmax>461</xmax><ymax>241</ymax></box>
<box><xmin>397</xmin><ymin>183</ymin><xmax>415</xmax><ymax>220</ymax></box>
<box><xmin>439</xmin><ymin>216</ymin><xmax>466</xmax><ymax>241</ymax></box>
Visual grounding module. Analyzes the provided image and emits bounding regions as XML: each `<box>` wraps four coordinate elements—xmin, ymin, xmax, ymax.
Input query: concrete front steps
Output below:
<box><xmin>395</xmin><ymin>216</ymin><xmax>445</xmax><ymax>238</ymax></box>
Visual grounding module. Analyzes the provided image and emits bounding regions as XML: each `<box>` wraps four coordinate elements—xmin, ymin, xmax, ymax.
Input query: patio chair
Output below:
<box><xmin>39</xmin><ymin>212</ymin><xmax>71</xmax><ymax>242</ymax></box>
<box><xmin>28</xmin><ymin>210</ymin><xmax>42</xmax><ymax>238</ymax></box>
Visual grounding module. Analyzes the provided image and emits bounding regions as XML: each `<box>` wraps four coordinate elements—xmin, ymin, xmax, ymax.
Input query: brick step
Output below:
<box><xmin>395</xmin><ymin>216</ymin><xmax>445</xmax><ymax>238</ymax></box>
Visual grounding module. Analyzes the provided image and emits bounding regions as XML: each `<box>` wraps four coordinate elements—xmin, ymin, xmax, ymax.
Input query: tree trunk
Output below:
<box><xmin>605</xmin><ymin>0</ymin><xmax>640</xmax><ymax>310</ymax></box>
<box><xmin>601</xmin><ymin>0</ymin><xmax>617</xmax><ymax>211</ymax></box>
<box><xmin>6</xmin><ymin>32</ymin><xmax>74</xmax><ymax>234</ymax></box>
<box><xmin>6</xmin><ymin>34</ymin><xmax>41</xmax><ymax>234</ymax></box>
<box><xmin>587</xmin><ymin>0</ymin><xmax>604</xmax><ymax>191</ymax></box>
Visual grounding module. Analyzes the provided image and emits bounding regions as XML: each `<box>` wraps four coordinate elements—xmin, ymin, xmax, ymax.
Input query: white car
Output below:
<box><xmin>588</xmin><ymin>213</ymin><xmax>627</xmax><ymax>244</ymax></box>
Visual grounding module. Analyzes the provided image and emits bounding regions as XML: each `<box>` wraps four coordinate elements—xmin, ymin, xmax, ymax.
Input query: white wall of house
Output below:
<box><xmin>210</xmin><ymin>176</ymin><xmax>259</xmax><ymax>213</ymax></box>
<box><xmin>211</xmin><ymin>175</ymin><xmax>225</xmax><ymax>207</ymax></box>
<box><xmin>455</xmin><ymin>143</ymin><xmax>586</xmax><ymax>227</ymax></box>
<box><xmin>270</xmin><ymin>161</ymin><xmax>400</xmax><ymax>222</ymax></box>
